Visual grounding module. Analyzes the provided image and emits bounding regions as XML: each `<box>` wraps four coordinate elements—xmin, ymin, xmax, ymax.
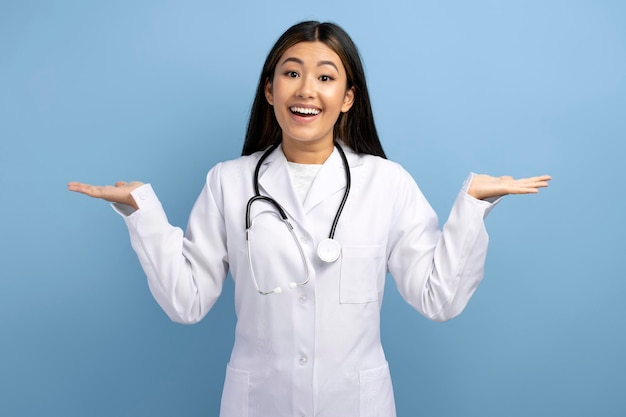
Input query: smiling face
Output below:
<box><xmin>264</xmin><ymin>41</ymin><xmax>355</xmax><ymax>162</ymax></box>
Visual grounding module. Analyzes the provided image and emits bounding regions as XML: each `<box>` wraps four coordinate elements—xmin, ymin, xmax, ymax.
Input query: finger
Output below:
<box><xmin>529</xmin><ymin>179</ymin><xmax>551</xmax><ymax>188</ymax></box>
<box><xmin>518</xmin><ymin>175</ymin><xmax>552</xmax><ymax>183</ymax></box>
<box><xmin>509</xmin><ymin>182</ymin><xmax>550</xmax><ymax>194</ymax></box>
<box><xmin>68</xmin><ymin>181</ymin><xmax>90</xmax><ymax>190</ymax></box>
<box><xmin>67</xmin><ymin>181</ymin><xmax>98</xmax><ymax>195</ymax></box>
<box><xmin>71</xmin><ymin>182</ymin><xmax>117</xmax><ymax>199</ymax></box>
<box><xmin>515</xmin><ymin>176</ymin><xmax>551</xmax><ymax>187</ymax></box>
<box><xmin>512</xmin><ymin>188</ymin><xmax>540</xmax><ymax>194</ymax></box>
<box><xmin>515</xmin><ymin>181</ymin><xmax>550</xmax><ymax>189</ymax></box>
<box><xmin>67</xmin><ymin>181</ymin><xmax>81</xmax><ymax>191</ymax></box>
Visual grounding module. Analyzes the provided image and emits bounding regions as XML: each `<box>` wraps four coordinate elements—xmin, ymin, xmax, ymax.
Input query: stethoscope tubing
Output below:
<box><xmin>245</xmin><ymin>141</ymin><xmax>351</xmax><ymax>294</ymax></box>
<box><xmin>328</xmin><ymin>142</ymin><xmax>350</xmax><ymax>240</ymax></box>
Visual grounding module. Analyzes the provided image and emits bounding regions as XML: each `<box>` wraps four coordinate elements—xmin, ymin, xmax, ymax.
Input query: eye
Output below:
<box><xmin>319</xmin><ymin>75</ymin><xmax>334</xmax><ymax>82</ymax></box>
<box><xmin>284</xmin><ymin>71</ymin><xmax>299</xmax><ymax>78</ymax></box>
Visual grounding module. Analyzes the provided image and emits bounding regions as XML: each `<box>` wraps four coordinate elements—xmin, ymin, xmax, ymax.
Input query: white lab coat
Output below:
<box><xmin>117</xmin><ymin>144</ymin><xmax>498</xmax><ymax>417</ymax></box>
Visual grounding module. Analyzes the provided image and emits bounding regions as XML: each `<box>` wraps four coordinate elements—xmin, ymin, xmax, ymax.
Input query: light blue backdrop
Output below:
<box><xmin>1</xmin><ymin>0</ymin><xmax>625</xmax><ymax>416</ymax></box>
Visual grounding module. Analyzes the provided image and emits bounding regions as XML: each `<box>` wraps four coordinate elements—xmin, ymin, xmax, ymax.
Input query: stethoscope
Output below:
<box><xmin>245</xmin><ymin>141</ymin><xmax>351</xmax><ymax>295</ymax></box>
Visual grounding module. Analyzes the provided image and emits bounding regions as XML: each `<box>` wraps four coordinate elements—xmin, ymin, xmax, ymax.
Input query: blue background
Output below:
<box><xmin>1</xmin><ymin>0</ymin><xmax>625</xmax><ymax>416</ymax></box>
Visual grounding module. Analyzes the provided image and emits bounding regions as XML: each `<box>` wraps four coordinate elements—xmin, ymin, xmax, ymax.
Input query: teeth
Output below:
<box><xmin>290</xmin><ymin>107</ymin><xmax>320</xmax><ymax>115</ymax></box>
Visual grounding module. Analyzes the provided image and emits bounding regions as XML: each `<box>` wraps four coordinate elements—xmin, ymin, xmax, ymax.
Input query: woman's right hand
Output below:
<box><xmin>68</xmin><ymin>181</ymin><xmax>144</xmax><ymax>210</ymax></box>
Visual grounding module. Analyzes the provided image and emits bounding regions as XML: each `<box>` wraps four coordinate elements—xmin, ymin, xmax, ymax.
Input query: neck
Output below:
<box><xmin>281</xmin><ymin>140</ymin><xmax>335</xmax><ymax>164</ymax></box>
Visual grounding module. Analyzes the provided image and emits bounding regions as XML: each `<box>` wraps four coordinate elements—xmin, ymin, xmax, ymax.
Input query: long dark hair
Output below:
<box><xmin>241</xmin><ymin>21</ymin><xmax>386</xmax><ymax>158</ymax></box>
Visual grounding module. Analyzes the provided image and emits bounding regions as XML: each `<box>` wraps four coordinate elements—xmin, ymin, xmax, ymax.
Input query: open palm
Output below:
<box><xmin>468</xmin><ymin>174</ymin><xmax>551</xmax><ymax>200</ymax></box>
<box><xmin>68</xmin><ymin>180</ymin><xmax>144</xmax><ymax>210</ymax></box>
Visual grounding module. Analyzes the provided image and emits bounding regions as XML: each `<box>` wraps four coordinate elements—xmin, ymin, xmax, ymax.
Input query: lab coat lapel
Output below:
<box><xmin>303</xmin><ymin>146</ymin><xmax>361</xmax><ymax>214</ymax></box>
<box><xmin>256</xmin><ymin>145</ymin><xmax>306</xmax><ymax>226</ymax></box>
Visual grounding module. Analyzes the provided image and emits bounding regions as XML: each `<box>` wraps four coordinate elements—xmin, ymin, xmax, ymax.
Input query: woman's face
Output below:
<box><xmin>265</xmin><ymin>41</ymin><xmax>355</xmax><ymax>154</ymax></box>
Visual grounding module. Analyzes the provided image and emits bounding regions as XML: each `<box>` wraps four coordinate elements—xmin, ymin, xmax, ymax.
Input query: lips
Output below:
<box><xmin>290</xmin><ymin>106</ymin><xmax>321</xmax><ymax>116</ymax></box>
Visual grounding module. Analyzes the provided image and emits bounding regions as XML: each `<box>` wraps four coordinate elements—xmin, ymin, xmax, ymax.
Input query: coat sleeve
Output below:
<box><xmin>387</xmin><ymin>170</ymin><xmax>500</xmax><ymax>322</ymax></box>
<box><xmin>113</xmin><ymin>165</ymin><xmax>229</xmax><ymax>324</ymax></box>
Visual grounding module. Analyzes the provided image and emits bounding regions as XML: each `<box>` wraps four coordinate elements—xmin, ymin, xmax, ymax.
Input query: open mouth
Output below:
<box><xmin>290</xmin><ymin>106</ymin><xmax>321</xmax><ymax>117</ymax></box>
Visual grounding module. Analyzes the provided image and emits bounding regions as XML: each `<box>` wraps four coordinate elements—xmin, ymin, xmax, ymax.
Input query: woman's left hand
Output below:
<box><xmin>468</xmin><ymin>174</ymin><xmax>552</xmax><ymax>200</ymax></box>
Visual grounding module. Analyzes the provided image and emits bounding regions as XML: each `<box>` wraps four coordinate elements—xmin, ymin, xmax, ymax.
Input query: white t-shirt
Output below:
<box><xmin>287</xmin><ymin>162</ymin><xmax>322</xmax><ymax>203</ymax></box>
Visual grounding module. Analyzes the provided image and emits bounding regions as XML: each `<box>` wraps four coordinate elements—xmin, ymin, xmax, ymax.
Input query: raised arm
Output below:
<box><xmin>68</xmin><ymin>177</ymin><xmax>229</xmax><ymax>323</ymax></box>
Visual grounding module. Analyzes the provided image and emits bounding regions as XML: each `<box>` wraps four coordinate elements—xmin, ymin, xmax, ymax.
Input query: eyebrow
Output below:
<box><xmin>280</xmin><ymin>57</ymin><xmax>339</xmax><ymax>72</ymax></box>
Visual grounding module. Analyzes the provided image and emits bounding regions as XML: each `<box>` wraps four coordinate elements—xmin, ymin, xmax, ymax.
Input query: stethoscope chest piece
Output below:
<box><xmin>317</xmin><ymin>238</ymin><xmax>341</xmax><ymax>263</ymax></box>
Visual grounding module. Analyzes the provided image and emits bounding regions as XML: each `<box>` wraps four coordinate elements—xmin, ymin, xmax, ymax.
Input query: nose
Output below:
<box><xmin>296</xmin><ymin>74</ymin><xmax>315</xmax><ymax>98</ymax></box>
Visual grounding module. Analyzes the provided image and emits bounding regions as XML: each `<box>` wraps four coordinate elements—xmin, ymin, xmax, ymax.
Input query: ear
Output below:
<box><xmin>264</xmin><ymin>78</ymin><xmax>274</xmax><ymax>105</ymax></box>
<box><xmin>341</xmin><ymin>86</ymin><xmax>355</xmax><ymax>113</ymax></box>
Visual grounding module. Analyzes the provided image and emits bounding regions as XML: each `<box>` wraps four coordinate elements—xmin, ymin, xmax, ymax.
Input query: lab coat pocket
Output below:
<box><xmin>340</xmin><ymin>244</ymin><xmax>385</xmax><ymax>304</ymax></box>
<box><xmin>220</xmin><ymin>364</ymin><xmax>250</xmax><ymax>417</ymax></box>
<box><xmin>359</xmin><ymin>362</ymin><xmax>396</xmax><ymax>417</ymax></box>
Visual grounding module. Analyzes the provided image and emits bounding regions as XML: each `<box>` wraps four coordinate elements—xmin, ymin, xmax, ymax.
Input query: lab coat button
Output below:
<box><xmin>298</xmin><ymin>295</ymin><xmax>307</xmax><ymax>304</ymax></box>
<box><xmin>299</xmin><ymin>355</ymin><xmax>307</xmax><ymax>366</ymax></box>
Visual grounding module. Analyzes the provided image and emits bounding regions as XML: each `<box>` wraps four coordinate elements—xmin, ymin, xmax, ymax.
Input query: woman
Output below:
<box><xmin>69</xmin><ymin>21</ymin><xmax>550</xmax><ymax>417</ymax></box>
